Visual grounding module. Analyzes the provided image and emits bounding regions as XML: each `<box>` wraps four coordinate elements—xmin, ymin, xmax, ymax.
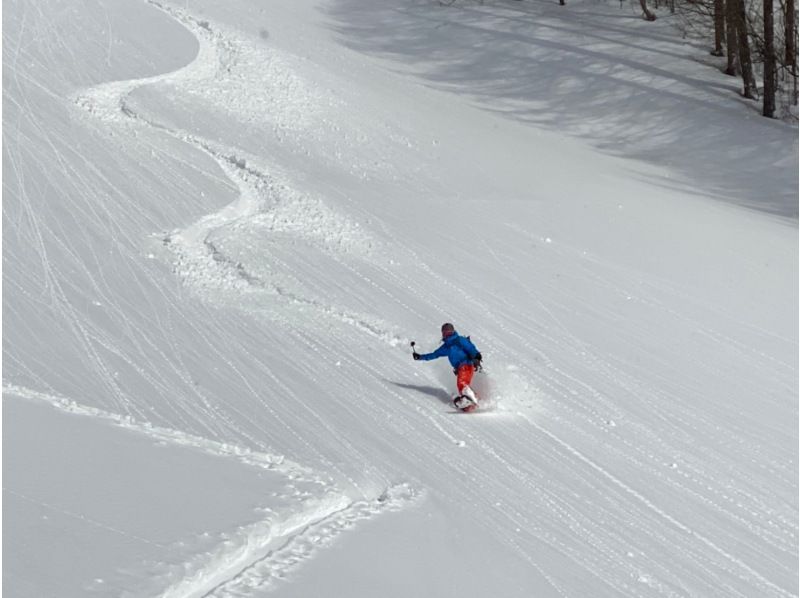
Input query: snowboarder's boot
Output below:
<box><xmin>454</xmin><ymin>394</ymin><xmax>478</xmax><ymax>412</ymax></box>
<box><xmin>461</xmin><ymin>385</ymin><xmax>478</xmax><ymax>403</ymax></box>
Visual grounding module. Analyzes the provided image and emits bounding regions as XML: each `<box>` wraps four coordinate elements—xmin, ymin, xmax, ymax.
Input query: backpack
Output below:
<box><xmin>456</xmin><ymin>335</ymin><xmax>483</xmax><ymax>372</ymax></box>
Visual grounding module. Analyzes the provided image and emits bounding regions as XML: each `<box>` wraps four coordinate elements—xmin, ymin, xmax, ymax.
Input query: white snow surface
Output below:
<box><xmin>3</xmin><ymin>0</ymin><xmax>797</xmax><ymax>596</ymax></box>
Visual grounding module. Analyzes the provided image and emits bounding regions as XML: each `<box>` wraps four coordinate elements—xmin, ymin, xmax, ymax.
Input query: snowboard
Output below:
<box><xmin>453</xmin><ymin>394</ymin><xmax>480</xmax><ymax>413</ymax></box>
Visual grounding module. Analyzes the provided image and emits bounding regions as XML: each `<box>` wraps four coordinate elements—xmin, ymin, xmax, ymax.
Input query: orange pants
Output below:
<box><xmin>455</xmin><ymin>364</ymin><xmax>475</xmax><ymax>394</ymax></box>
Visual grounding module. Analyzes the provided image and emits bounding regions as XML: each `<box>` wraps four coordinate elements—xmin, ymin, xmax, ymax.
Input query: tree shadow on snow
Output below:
<box><xmin>322</xmin><ymin>0</ymin><xmax>797</xmax><ymax>220</ymax></box>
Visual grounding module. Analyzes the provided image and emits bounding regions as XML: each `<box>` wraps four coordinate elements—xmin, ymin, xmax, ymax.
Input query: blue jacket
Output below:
<box><xmin>420</xmin><ymin>332</ymin><xmax>480</xmax><ymax>369</ymax></box>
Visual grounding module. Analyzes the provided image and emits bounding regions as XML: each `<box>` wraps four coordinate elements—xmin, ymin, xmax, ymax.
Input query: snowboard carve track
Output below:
<box><xmin>3</xmin><ymin>384</ymin><xmax>316</xmax><ymax>481</ymax></box>
<box><xmin>71</xmin><ymin>1</ymin><xmax>380</xmax><ymax>317</ymax></box>
<box><xmin>161</xmin><ymin>485</ymin><xmax>418</xmax><ymax>598</ymax></box>
<box><xmin>70</xmin><ymin>0</ymin><xmax>434</xmax><ymax>372</ymax></box>
<box><xmin>4</xmin><ymin>385</ymin><xmax>420</xmax><ymax>597</ymax></box>
<box><xmin>58</xmin><ymin>8</ymin><xmax>431</xmax><ymax>594</ymax></box>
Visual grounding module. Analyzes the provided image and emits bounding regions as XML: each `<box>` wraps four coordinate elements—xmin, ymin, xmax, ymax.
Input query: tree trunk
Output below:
<box><xmin>725</xmin><ymin>0</ymin><xmax>740</xmax><ymax>74</ymax></box>
<box><xmin>787</xmin><ymin>0</ymin><xmax>798</xmax><ymax>103</ymax></box>
<box><xmin>640</xmin><ymin>0</ymin><xmax>657</xmax><ymax>20</ymax></box>
<box><xmin>713</xmin><ymin>0</ymin><xmax>725</xmax><ymax>56</ymax></box>
<box><xmin>787</xmin><ymin>0</ymin><xmax>796</xmax><ymax>66</ymax></box>
<box><xmin>764</xmin><ymin>0</ymin><xmax>777</xmax><ymax>115</ymax></box>
<box><xmin>734</xmin><ymin>0</ymin><xmax>759</xmax><ymax>97</ymax></box>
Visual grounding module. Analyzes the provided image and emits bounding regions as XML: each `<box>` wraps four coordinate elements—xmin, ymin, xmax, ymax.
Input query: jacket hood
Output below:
<box><xmin>442</xmin><ymin>331</ymin><xmax>461</xmax><ymax>343</ymax></box>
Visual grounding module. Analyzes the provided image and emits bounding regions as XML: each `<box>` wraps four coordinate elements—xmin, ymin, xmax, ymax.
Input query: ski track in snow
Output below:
<box><xmin>515</xmin><ymin>409</ymin><xmax>794</xmax><ymax>598</ymax></box>
<box><xmin>160</xmin><ymin>484</ymin><xmax>417</xmax><ymax>598</ymax></box>
<box><xmin>58</xmin><ymin>1</ymin><xmax>797</xmax><ymax>596</ymax></box>
<box><xmin>64</xmin><ymin>7</ymin><xmax>431</xmax><ymax>592</ymax></box>
<box><xmin>71</xmin><ymin>0</ymin><xmax>398</xmax><ymax>344</ymax></box>
<box><xmin>65</xmin><ymin>5</ymin><xmax>537</xmax><ymax>592</ymax></box>
<box><xmin>69</xmin><ymin>0</ymin><xmax>513</xmax><ymax>452</ymax></box>
<box><xmin>3</xmin><ymin>383</ymin><xmax>314</xmax><ymax>479</ymax></box>
<box><xmin>401</xmin><ymin>233</ymin><xmax>796</xmax><ymax>595</ymax></box>
<box><xmin>68</xmin><ymin>0</ymin><xmax>514</xmax><ymax>424</ymax></box>
<box><xmin>4</xmin><ymin>384</ymin><xmax>420</xmax><ymax>597</ymax></box>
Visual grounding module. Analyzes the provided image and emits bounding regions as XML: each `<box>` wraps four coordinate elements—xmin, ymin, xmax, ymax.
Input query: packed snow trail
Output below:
<box><xmin>4</xmin><ymin>0</ymin><xmax>796</xmax><ymax>596</ymax></box>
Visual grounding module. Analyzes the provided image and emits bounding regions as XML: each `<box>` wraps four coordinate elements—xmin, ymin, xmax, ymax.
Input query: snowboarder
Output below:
<box><xmin>413</xmin><ymin>323</ymin><xmax>483</xmax><ymax>411</ymax></box>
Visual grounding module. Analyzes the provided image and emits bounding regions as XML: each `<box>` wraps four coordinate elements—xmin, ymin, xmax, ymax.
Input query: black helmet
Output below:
<box><xmin>441</xmin><ymin>322</ymin><xmax>455</xmax><ymax>338</ymax></box>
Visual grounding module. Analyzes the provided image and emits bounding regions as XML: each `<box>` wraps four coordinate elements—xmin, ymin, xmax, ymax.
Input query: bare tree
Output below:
<box><xmin>674</xmin><ymin>0</ymin><xmax>796</xmax><ymax>113</ymax></box>
<box><xmin>713</xmin><ymin>0</ymin><xmax>726</xmax><ymax>55</ymax></box>
<box><xmin>764</xmin><ymin>0</ymin><xmax>777</xmax><ymax>114</ymax></box>
<box><xmin>725</xmin><ymin>0</ymin><xmax>741</xmax><ymax>74</ymax></box>
<box><xmin>787</xmin><ymin>0</ymin><xmax>797</xmax><ymax>67</ymax></box>
<box><xmin>733</xmin><ymin>0</ymin><xmax>759</xmax><ymax>97</ymax></box>
<box><xmin>787</xmin><ymin>0</ymin><xmax>798</xmax><ymax>102</ymax></box>
<box><xmin>640</xmin><ymin>0</ymin><xmax>658</xmax><ymax>20</ymax></box>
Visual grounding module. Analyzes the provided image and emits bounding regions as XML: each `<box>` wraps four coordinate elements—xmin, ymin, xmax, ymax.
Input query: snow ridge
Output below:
<box><xmin>5</xmin><ymin>384</ymin><xmax>420</xmax><ymax>597</ymax></box>
<box><xmin>160</xmin><ymin>484</ymin><xmax>418</xmax><ymax>598</ymax></box>
<box><xmin>71</xmin><ymin>0</ymin><xmax>390</xmax><ymax>337</ymax></box>
<box><xmin>3</xmin><ymin>384</ymin><xmax>315</xmax><ymax>480</ymax></box>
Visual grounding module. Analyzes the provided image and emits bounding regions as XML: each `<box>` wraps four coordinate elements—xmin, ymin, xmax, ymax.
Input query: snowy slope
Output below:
<box><xmin>3</xmin><ymin>0</ymin><xmax>797</xmax><ymax>597</ymax></box>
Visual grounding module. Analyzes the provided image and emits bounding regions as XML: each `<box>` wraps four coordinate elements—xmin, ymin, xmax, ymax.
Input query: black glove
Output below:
<box><xmin>413</xmin><ymin>352</ymin><xmax>421</xmax><ymax>361</ymax></box>
<box><xmin>473</xmin><ymin>352</ymin><xmax>483</xmax><ymax>368</ymax></box>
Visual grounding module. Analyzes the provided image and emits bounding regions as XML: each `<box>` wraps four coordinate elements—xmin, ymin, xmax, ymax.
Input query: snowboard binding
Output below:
<box><xmin>454</xmin><ymin>394</ymin><xmax>478</xmax><ymax>413</ymax></box>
